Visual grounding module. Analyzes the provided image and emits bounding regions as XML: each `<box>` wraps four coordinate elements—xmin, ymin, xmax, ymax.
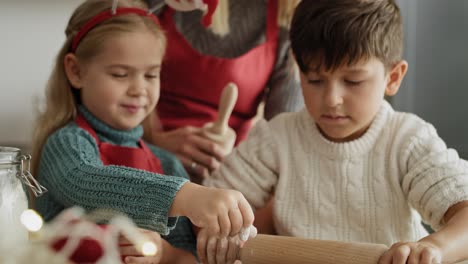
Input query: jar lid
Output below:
<box><xmin>0</xmin><ymin>147</ymin><xmax>20</xmax><ymax>164</ymax></box>
<box><xmin>0</xmin><ymin>146</ymin><xmax>48</xmax><ymax>197</ymax></box>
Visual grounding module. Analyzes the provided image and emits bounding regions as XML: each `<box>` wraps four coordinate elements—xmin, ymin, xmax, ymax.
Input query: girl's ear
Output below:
<box><xmin>64</xmin><ymin>53</ymin><xmax>83</xmax><ymax>89</ymax></box>
<box><xmin>385</xmin><ymin>60</ymin><xmax>408</xmax><ymax>96</ymax></box>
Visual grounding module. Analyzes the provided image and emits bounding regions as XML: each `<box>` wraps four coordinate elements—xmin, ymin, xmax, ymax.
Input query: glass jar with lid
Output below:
<box><xmin>0</xmin><ymin>147</ymin><xmax>47</xmax><ymax>246</ymax></box>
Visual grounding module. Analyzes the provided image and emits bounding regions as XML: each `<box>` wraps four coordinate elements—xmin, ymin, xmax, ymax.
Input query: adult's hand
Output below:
<box><xmin>151</xmin><ymin>126</ymin><xmax>225</xmax><ymax>183</ymax></box>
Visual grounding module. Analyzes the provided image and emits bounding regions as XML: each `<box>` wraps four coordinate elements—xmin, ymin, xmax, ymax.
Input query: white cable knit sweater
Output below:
<box><xmin>205</xmin><ymin>101</ymin><xmax>468</xmax><ymax>245</ymax></box>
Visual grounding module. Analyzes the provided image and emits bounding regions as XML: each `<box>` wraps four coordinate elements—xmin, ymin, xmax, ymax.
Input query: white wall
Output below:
<box><xmin>395</xmin><ymin>0</ymin><xmax>468</xmax><ymax>159</ymax></box>
<box><xmin>0</xmin><ymin>1</ymin><xmax>84</xmax><ymax>149</ymax></box>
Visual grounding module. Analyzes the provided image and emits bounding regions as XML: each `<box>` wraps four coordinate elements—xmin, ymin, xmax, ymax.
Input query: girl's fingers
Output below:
<box><xmin>237</xmin><ymin>198</ymin><xmax>255</xmax><ymax>229</ymax></box>
<box><xmin>392</xmin><ymin>245</ymin><xmax>411</xmax><ymax>264</ymax></box>
<box><xmin>228</xmin><ymin>208</ymin><xmax>243</xmax><ymax>237</ymax></box>
<box><xmin>419</xmin><ymin>252</ymin><xmax>432</xmax><ymax>264</ymax></box>
<box><xmin>378</xmin><ymin>251</ymin><xmax>391</xmax><ymax>263</ymax></box>
<box><xmin>218</xmin><ymin>212</ymin><xmax>231</xmax><ymax>238</ymax></box>
<box><xmin>206</xmin><ymin>215</ymin><xmax>220</xmax><ymax>237</ymax></box>
<box><xmin>415</xmin><ymin>246</ymin><xmax>439</xmax><ymax>264</ymax></box>
<box><xmin>407</xmin><ymin>250</ymin><xmax>420</xmax><ymax>264</ymax></box>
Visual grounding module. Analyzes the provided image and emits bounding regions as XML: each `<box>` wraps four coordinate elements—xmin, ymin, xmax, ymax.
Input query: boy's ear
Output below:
<box><xmin>64</xmin><ymin>53</ymin><xmax>83</xmax><ymax>89</ymax></box>
<box><xmin>385</xmin><ymin>60</ymin><xmax>408</xmax><ymax>96</ymax></box>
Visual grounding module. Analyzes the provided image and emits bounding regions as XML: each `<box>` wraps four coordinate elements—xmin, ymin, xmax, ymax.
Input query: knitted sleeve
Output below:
<box><xmin>204</xmin><ymin>119</ymin><xmax>279</xmax><ymax>209</ymax></box>
<box><xmin>146</xmin><ymin>144</ymin><xmax>197</xmax><ymax>255</ymax></box>
<box><xmin>399</xmin><ymin>116</ymin><xmax>468</xmax><ymax>230</ymax></box>
<box><xmin>37</xmin><ymin>124</ymin><xmax>188</xmax><ymax>235</ymax></box>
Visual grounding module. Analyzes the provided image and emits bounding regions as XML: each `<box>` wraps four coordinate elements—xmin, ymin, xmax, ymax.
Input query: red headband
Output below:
<box><xmin>71</xmin><ymin>7</ymin><xmax>160</xmax><ymax>52</ymax></box>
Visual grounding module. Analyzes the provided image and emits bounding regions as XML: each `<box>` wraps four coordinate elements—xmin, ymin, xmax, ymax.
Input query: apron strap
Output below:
<box><xmin>75</xmin><ymin>114</ymin><xmax>101</xmax><ymax>145</ymax></box>
<box><xmin>266</xmin><ymin>0</ymin><xmax>279</xmax><ymax>42</ymax></box>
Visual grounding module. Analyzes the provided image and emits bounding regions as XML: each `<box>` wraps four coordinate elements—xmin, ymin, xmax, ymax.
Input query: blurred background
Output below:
<box><xmin>394</xmin><ymin>0</ymin><xmax>468</xmax><ymax>159</ymax></box>
<box><xmin>0</xmin><ymin>0</ymin><xmax>84</xmax><ymax>152</ymax></box>
<box><xmin>0</xmin><ymin>0</ymin><xmax>467</xmax><ymax>159</ymax></box>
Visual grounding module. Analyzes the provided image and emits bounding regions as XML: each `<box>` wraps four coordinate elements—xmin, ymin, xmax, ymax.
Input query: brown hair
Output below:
<box><xmin>290</xmin><ymin>0</ymin><xmax>403</xmax><ymax>73</ymax></box>
<box><xmin>31</xmin><ymin>0</ymin><xmax>166</xmax><ymax>181</ymax></box>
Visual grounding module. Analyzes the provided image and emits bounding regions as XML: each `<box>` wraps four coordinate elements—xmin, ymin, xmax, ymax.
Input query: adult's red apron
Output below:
<box><xmin>157</xmin><ymin>0</ymin><xmax>279</xmax><ymax>144</ymax></box>
<box><xmin>51</xmin><ymin>115</ymin><xmax>165</xmax><ymax>263</ymax></box>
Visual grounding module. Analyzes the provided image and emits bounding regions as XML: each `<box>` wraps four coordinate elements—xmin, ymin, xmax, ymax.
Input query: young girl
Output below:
<box><xmin>204</xmin><ymin>0</ymin><xmax>468</xmax><ymax>263</ymax></box>
<box><xmin>31</xmin><ymin>0</ymin><xmax>254</xmax><ymax>263</ymax></box>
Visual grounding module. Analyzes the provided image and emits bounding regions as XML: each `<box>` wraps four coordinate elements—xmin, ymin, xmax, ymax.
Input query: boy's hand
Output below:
<box><xmin>197</xmin><ymin>226</ymin><xmax>257</xmax><ymax>264</ymax></box>
<box><xmin>120</xmin><ymin>229</ymin><xmax>163</xmax><ymax>264</ymax></box>
<box><xmin>197</xmin><ymin>227</ymin><xmax>255</xmax><ymax>264</ymax></box>
<box><xmin>171</xmin><ymin>183</ymin><xmax>255</xmax><ymax>238</ymax></box>
<box><xmin>378</xmin><ymin>241</ymin><xmax>442</xmax><ymax>264</ymax></box>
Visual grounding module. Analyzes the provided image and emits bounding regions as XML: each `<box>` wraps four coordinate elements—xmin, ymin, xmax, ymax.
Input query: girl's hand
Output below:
<box><xmin>378</xmin><ymin>241</ymin><xmax>442</xmax><ymax>264</ymax></box>
<box><xmin>120</xmin><ymin>229</ymin><xmax>163</xmax><ymax>264</ymax></box>
<box><xmin>151</xmin><ymin>126</ymin><xmax>224</xmax><ymax>183</ymax></box>
<box><xmin>170</xmin><ymin>183</ymin><xmax>254</xmax><ymax>239</ymax></box>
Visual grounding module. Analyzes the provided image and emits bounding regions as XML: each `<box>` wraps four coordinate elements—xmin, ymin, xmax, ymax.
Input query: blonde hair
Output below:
<box><xmin>31</xmin><ymin>0</ymin><xmax>166</xmax><ymax>179</ymax></box>
<box><xmin>208</xmin><ymin>0</ymin><xmax>300</xmax><ymax>36</ymax></box>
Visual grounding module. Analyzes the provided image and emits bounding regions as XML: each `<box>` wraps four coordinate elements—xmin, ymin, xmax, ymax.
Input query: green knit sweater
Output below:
<box><xmin>35</xmin><ymin>106</ymin><xmax>196</xmax><ymax>254</ymax></box>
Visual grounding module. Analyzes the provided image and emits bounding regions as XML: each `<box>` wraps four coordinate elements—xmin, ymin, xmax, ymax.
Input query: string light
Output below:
<box><xmin>7</xmin><ymin>207</ymin><xmax>159</xmax><ymax>262</ymax></box>
<box><xmin>20</xmin><ymin>209</ymin><xmax>43</xmax><ymax>232</ymax></box>
<box><xmin>141</xmin><ymin>241</ymin><xmax>157</xmax><ymax>256</ymax></box>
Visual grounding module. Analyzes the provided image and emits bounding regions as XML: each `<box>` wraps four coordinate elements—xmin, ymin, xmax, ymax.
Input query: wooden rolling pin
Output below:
<box><xmin>238</xmin><ymin>234</ymin><xmax>388</xmax><ymax>264</ymax></box>
<box><xmin>202</xmin><ymin>82</ymin><xmax>238</xmax><ymax>155</ymax></box>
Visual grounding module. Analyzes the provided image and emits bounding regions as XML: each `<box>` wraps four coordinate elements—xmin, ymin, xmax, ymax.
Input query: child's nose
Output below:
<box><xmin>324</xmin><ymin>86</ymin><xmax>343</xmax><ymax>107</ymax></box>
<box><xmin>127</xmin><ymin>77</ymin><xmax>147</xmax><ymax>96</ymax></box>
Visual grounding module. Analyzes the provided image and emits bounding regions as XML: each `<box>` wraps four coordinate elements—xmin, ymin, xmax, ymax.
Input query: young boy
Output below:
<box><xmin>204</xmin><ymin>0</ymin><xmax>468</xmax><ymax>263</ymax></box>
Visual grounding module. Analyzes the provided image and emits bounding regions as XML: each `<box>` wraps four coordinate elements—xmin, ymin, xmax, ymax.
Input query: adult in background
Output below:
<box><xmin>145</xmin><ymin>0</ymin><xmax>303</xmax><ymax>235</ymax></box>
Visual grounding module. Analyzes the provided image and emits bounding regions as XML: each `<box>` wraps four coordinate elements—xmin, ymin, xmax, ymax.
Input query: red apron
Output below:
<box><xmin>75</xmin><ymin>114</ymin><xmax>164</xmax><ymax>173</ymax></box>
<box><xmin>157</xmin><ymin>0</ymin><xmax>278</xmax><ymax>144</ymax></box>
<box><xmin>51</xmin><ymin>115</ymin><xmax>165</xmax><ymax>263</ymax></box>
